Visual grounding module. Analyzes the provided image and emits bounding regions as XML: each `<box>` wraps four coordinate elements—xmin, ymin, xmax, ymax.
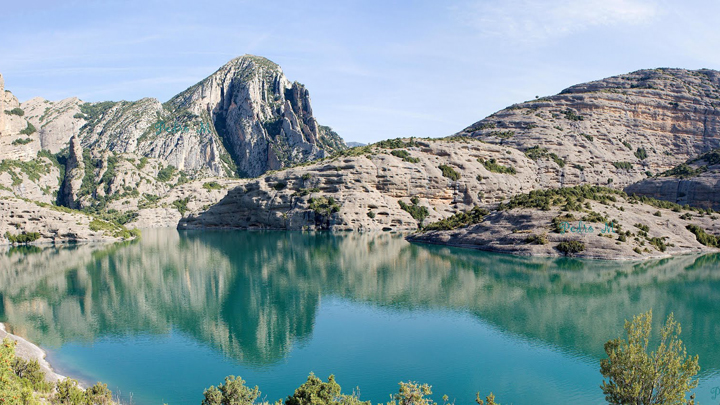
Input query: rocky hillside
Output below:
<box><xmin>460</xmin><ymin>68</ymin><xmax>720</xmax><ymax>189</ymax></box>
<box><xmin>407</xmin><ymin>185</ymin><xmax>720</xmax><ymax>260</ymax></box>
<box><xmin>179</xmin><ymin>137</ymin><xmax>546</xmax><ymax>232</ymax></box>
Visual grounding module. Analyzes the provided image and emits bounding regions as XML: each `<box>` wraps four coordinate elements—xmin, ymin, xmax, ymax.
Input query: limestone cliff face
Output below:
<box><xmin>166</xmin><ymin>55</ymin><xmax>345</xmax><ymax>177</ymax></box>
<box><xmin>460</xmin><ymin>68</ymin><xmax>720</xmax><ymax>188</ymax></box>
<box><xmin>1</xmin><ymin>89</ymin><xmax>42</xmax><ymax>162</ymax></box>
<box><xmin>22</xmin><ymin>97</ymin><xmax>85</xmax><ymax>154</ymax></box>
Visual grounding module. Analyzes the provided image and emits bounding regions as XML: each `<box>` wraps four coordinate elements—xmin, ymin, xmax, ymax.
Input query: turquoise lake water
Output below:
<box><xmin>1</xmin><ymin>229</ymin><xmax>719</xmax><ymax>404</ymax></box>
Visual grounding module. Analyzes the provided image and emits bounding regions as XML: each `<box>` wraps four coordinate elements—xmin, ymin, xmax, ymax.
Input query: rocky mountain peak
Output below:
<box><xmin>165</xmin><ymin>55</ymin><xmax>345</xmax><ymax>177</ymax></box>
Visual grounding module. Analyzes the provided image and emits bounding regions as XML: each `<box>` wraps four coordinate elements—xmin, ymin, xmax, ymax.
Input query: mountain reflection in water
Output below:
<box><xmin>1</xmin><ymin>229</ymin><xmax>719</xmax><ymax>398</ymax></box>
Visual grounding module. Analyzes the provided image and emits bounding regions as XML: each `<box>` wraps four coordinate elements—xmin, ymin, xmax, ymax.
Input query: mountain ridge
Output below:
<box><xmin>4</xmin><ymin>64</ymin><xmax>720</xmax><ymax>257</ymax></box>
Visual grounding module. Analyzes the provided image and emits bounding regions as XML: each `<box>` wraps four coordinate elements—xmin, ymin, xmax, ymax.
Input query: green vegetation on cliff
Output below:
<box><xmin>398</xmin><ymin>196</ymin><xmax>429</xmax><ymax>226</ymax></box>
<box><xmin>686</xmin><ymin>224</ymin><xmax>720</xmax><ymax>247</ymax></box>
<box><xmin>19</xmin><ymin>122</ymin><xmax>37</xmax><ymax>135</ymax></box>
<box><xmin>423</xmin><ymin>207</ymin><xmax>489</xmax><ymax>231</ymax></box>
<box><xmin>438</xmin><ymin>164</ymin><xmax>460</xmax><ymax>181</ymax></box>
<box><xmin>478</xmin><ymin>158</ymin><xmax>516</xmax><ymax>175</ymax></box>
<box><xmin>4</xmin><ymin>231</ymin><xmax>41</xmax><ymax>244</ymax></box>
<box><xmin>4</xmin><ymin>107</ymin><xmax>24</xmax><ymax>116</ymax></box>
<box><xmin>524</xmin><ymin>146</ymin><xmax>565</xmax><ymax>167</ymax></box>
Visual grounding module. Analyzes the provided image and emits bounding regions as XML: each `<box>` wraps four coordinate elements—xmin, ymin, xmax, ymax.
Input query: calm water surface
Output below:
<box><xmin>1</xmin><ymin>229</ymin><xmax>719</xmax><ymax>404</ymax></box>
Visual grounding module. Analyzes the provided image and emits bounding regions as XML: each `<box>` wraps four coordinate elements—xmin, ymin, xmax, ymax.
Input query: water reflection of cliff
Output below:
<box><xmin>1</xmin><ymin>229</ymin><xmax>719</xmax><ymax>372</ymax></box>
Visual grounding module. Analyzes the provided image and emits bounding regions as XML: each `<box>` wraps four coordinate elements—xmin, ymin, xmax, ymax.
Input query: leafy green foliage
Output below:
<box><xmin>438</xmin><ymin>165</ymin><xmax>460</xmax><ymax>181</ymax></box>
<box><xmin>157</xmin><ymin>165</ymin><xmax>176</xmax><ymax>182</ymax></box>
<box><xmin>634</xmin><ymin>147</ymin><xmax>648</xmax><ymax>160</ymax></box>
<box><xmin>479</xmin><ymin>158</ymin><xmax>516</xmax><ymax>174</ymax></box>
<box><xmin>475</xmin><ymin>393</ymin><xmax>500</xmax><ymax>405</ymax></box>
<box><xmin>391</xmin><ymin>150</ymin><xmax>420</xmax><ymax>163</ymax></box>
<box><xmin>648</xmin><ymin>236</ymin><xmax>668</xmax><ymax>252</ymax></box>
<box><xmin>56</xmin><ymin>379</ymin><xmax>86</xmax><ymax>405</ymax></box>
<box><xmin>600</xmin><ymin>311</ymin><xmax>699</xmax><ymax>405</ymax></box>
<box><xmin>19</xmin><ymin>122</ymin><xmax>37</xmax><ymax>135</ymax></box>
<box><xmin>524</xmin><ymin>146</ymin><xmax>565</xmax><ymax>167</ymax></box>
<box><xmin>292</xmin><ymin>187</ymin><xmax>321</xmax><ymax>197</ymax></box>
<box><xmin>203</xmin><ymin>181</ymin><xmax>224</xmax><ymax>190</ymax></box>
<box><xmin>622</xmin><ymin>141</ymin><xmax>632</xmax><ymax>150</ymax></box>
<box><xmin>136</xmin><ymin>157</ymin><xmax>149</xmax><ymax>170</ymax></box>
<box><xmin>660</xmin><ymin>147</ymin><xmax>720</xmax><ymax>178</ymax></box>
<box><xmin>12</xmin><ymin>356</ymin><xmax>52</xmax><ymax>393</ymax></box>
<box><xmin>398</xmin><ymin>198</ymin><xmax>429</xmax><ymax>226</ymax></box>
<box><xmin>525</xmin><ymin>234</ymin><xmax>548</xmax><ymax>245</ymax></box>
<box><xmin>173</xmin><ymin>197</ymin><xmax>190</xmax><ymax>215</ymax></box>
<box><xmin>202</xmin><ymin>376</ymin><xmax>260</xmax><ymax>405</ymax></box>
<box><xmin>612</xmin><ymin>162</ymin><xmax>633</xmax><ymax>170</ymax></box>
<box><xmin>488</xmin><ymin>130</ymin><xmax>514</xmax><ymax>139</ymax></box>
<box><xmin>0</xmin><ymin>158</ymin><xmax>53</xmax><ymax>186</ymax></box>
<box><xmin>87</xmin><ymin>215</ymin><xmax>140</xmax><ymax>239</ymax></box>
<box><xmin>262</xmin><ymin>118</ymin><xmax>283</xmax><ymax>137</ymax></box>
<box><xmin>79</xmin><ymin>101</ymin><xmax>116</xmax><ymax>122</ymax></box>
<box><xmin>387</xmin><ymin>382</ymin><xmax>435</xmax><ymax>405</ymax></box>
<box><xmin>563</xmin><ymin>109</ymin><xmax>584</xmax><ymax>121</ymax></box>
<box><xmin>309</xmin><ymin>197</ymin><xmax>341</xmax><ymax>229</ymax></box>
<box><xmin>5</xmin><ymin>231</ymin><xmax>41</xmax><ymax>244</ymax></box>
<box><xmin>556</xmin><ymin>240</ymin><xmax>585</xmax><ymax>255</ymax></box>
<box><xmin>367</xmin><ymin>211</ymin><xmax>376</xmax><ymax>219</ymax></box>
<box><xmin>286</xmin><ymin>373</ymin><xmax>346</xmax><ymax>405</ymax></box>
<box><xmin>85</xmin><ymin>383</ymin><xmax>113</xmax><ymax>405</ymax></box>
<box><xmin>686</xmin><ymin>224</ymin><xmax>720</xmax><ymax>247</ymax></box>
<box><xmin>0</xmin><ymin>339</ymin><xmax>29</xmax><ymax>404</ymax></box>
<box><xmin>466</xmin><ymin>122</ymin><xmax>496</xmax><ymax>131</ymax></box>
<box><xmin>582</xmin><ymin>211</ymin><xmax>607</xmax><ymax>223</ymax></box>
<box><xmin>4</xmin><ymin>107</ymin><xmax>24</xmax><ymax>116</ymax></box>
<box><xmin>1</xmin><ymin>338</ymin><xmax>115</xmax><ymax>405</ymax></box>
<box><xmin>499</xmin><ymin>185</ymin><xmax>622</xmax><ymax>212</ymax></box>
<box><xmin>375</xmin><ymin>138</ymin><xmax>418</xmax><ymax>149</ymax></box>
<box><xmin>582</xmin><ymin>134</ymin><xmax>594</xmax><ymax>142</ymax></box>
<box><xmin>11</xmin><ymin>137</ymin><xmax>33</xmax><ymax>146</ymax></box>
<box><xmin>662</xmin><ymin>164</ymin><xmax>703</xmax><ymax>178</ymax></box>
<box><xmin>422</xmin><ymin>207</ymin><xmax>489</xmax><ymax>231</ymax></box>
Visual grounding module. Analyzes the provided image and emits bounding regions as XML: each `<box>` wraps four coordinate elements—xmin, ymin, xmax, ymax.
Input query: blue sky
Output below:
<box><xmin>2</xmin><ymin>0</ymin><xmax>719</xmax><ymax>144</ymax></box>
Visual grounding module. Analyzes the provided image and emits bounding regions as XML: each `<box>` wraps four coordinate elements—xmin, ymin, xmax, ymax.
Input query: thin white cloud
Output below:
<box><xmin>455</xmin><ymin>0</ymin><xmax>661</xmax><ymax>43</ymax></box>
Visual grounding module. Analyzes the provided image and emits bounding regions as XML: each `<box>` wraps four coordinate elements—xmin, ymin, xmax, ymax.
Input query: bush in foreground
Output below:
<box><xmin>1</xmin><ymin>338</ymin><xmax>113</xmax><ymax>404</ymax></box>
<box><xmin>600</xmin><ymin>310</ymin><xmax>699</xmax><ymax>405</ymax></box>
